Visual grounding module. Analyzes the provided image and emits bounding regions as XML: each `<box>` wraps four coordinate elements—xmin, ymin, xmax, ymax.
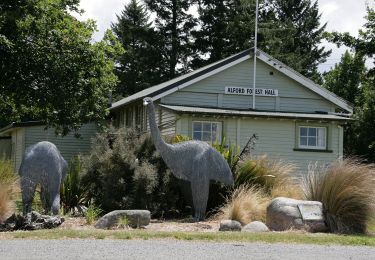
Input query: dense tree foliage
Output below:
<box><xmin>261</xmin><ymin>0</ymin><xmax>330</xmax><ymax>83</ymax></box>
<box><xmin>144</xmin><ymin>0</ymin><xmax>196</xmax><ymax>79</ymax></box>
<box><xmin>111</xmin><ymin>0</ymin><xmax>164</xmax><ymax>97</ymax></box>
<box><xmin>0</xmin><ymin>0</ymin><xmax>123</xmax><ymax>134</ymax></box>
<box><xmin>325</xmin><ymin>7</ymin><xmax>375</xmax><ymax>161</ymax></box>
<box><xmin>323</xmin><ymin>51</ymin><xmax>365</xmax><ymax>104</ymax></box>
<box><xmin>111</xmin><ymin>0</ymin><xmax>331</xmax><ymax>96</ymax></box>
<box><xmin>191</xmin><ymin>0</ymin><xmax>256</xmax><ymax>68</ymax></box>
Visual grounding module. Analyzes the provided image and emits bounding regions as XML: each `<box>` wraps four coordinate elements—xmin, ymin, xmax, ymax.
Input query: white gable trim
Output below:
<box><xmin>151</xmin><ymin>55</ymin><xmax>250</xmax><ymax>101</ymax></box>
<box><xmin>257</xmin><ymin>51</ymin><xmax>353</xmax><ymax>113</ymax></box>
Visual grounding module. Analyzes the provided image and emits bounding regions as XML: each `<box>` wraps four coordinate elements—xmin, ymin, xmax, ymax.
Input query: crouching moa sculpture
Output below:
<box><xmin>19</xmin><ymin>141</ymin><xmax>68</xmax><ymax>215</ymax></box>
<box><xmin>143</xmin><ymin>97</ymin><xmax>234</xmax><ymax>220</ymax></box>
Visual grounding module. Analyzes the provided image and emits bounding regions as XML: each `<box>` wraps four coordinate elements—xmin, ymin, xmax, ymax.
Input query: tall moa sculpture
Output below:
<box><xmin>19</xmin><ymin>141</ymin><xmax>68</xmax><ymax>215</ymax></box>
<box><xmin>143</xmin><ymin>97</ymin><xmax>234</xmax><ymax>220</ymax></box>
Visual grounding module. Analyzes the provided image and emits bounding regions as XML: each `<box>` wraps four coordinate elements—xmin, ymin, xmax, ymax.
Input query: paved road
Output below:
<box><xmin>0</xmin><ymin>239</ymin><xmax>374</xmax><ymax>260</ymax></box>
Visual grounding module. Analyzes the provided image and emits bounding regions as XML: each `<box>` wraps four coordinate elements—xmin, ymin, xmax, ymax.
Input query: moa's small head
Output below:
<box><xmin>143</xmin><ymin>97</ymin><xmax>153</xmax><ymax>106</ymax></box>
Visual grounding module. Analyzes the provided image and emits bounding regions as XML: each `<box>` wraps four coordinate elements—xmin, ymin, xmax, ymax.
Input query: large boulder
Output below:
<box><xmin>266</xmin><ymin>197</ymin><xmax>328</xmax><ymax>232</ymax></box>
<box><xmin>219</xmin><ymin>220</ymin><xmax>242</xmax><ymax>231</ymax></box>
<box><xmin>95</xmin><ymin>210</ymin><xmax>150</xmax><ymax>229</ymax></box>
<box><xmin>242</xmin><ymin>221</ymin><xmax>269</xmax><ymax>233</ymax></box>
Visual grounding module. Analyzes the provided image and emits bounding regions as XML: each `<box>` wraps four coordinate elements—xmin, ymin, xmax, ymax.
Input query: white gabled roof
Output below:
<box><xmin>111</xmin><ymin>49</ymin><xmax>353</xmax><ymax>114</ymax></box>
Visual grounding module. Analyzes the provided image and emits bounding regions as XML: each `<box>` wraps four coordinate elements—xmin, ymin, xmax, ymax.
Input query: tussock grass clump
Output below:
<box><xmin>303</xmin><ymin>159</ymin><xmax>375</xmax><ymax>234</ymax></box>
<box><xmin>0</xmin><ymin>183</ymin><xmax>13</xmax><ymax>222</ymax></box>
<box><xmin>235</xmin><ymin>155</ymin><xmax>302</xmax><ymax>199</ymax></box>
<box><xmin>0</xmin><ymin>159</ymin><xmax>18</xmax><ymax>222</ymax></box>
<box><xmin>0</xmin><ymin>159</ymin><xmax>17</xmax><ymax>185</ymax></box>
<box><xmin>216</xmin><ymin>185</ymin><xmax>270</xmax><ymax>225</ymax></box>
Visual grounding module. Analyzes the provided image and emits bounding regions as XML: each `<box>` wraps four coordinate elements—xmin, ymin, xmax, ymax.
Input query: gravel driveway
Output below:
<box><xmin>1</xmin><ymin>239</ymin><xmax>374</xmax><ymax>260</ymax></box>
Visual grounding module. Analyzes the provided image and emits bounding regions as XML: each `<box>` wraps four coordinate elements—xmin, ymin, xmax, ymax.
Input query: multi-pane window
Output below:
<box><xmin>192</xmin><ymin>121</ymin><xmax>222</xmax><ymax>143</ymax></box>
<box><xmin>299</xmin><ymin>126</ymin><xmax>326</xmax><ymax>149</ymax></box>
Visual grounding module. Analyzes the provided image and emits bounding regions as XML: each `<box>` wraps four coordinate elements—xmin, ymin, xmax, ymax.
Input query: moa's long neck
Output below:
<box><xmin>146</xmin><ymin>101</ymin><xmax>171</xmax><ymax>154</ymax></box>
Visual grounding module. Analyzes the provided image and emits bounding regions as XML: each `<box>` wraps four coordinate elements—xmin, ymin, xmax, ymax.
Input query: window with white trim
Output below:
<box><xmin>192</xmin><ymin>121</ymin><xmax>222</xmax><ymax>143</ymax></box>
<box><xmin>299</xmin><ymin>126</ymin><xmax>327</xmax><ymax>149</ymax></box>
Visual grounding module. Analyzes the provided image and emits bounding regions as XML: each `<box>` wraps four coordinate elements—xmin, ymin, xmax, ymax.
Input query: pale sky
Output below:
<box><xmin>75</xmin><ymin>0</ymin><xmax>371</xmax><ymax>72</ymax></box>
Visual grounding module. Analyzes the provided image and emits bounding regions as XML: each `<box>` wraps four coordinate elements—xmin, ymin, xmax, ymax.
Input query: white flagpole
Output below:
<box><xmin>252</xmin><ymin>0</ymin><xmax>259</xmax><ymax>109</ymax></box>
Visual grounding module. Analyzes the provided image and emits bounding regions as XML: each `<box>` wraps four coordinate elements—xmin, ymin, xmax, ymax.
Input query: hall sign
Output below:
<box><xmin>225</xmin><ymin>87</ymin><xmax>279</xmax><ymax>97</ymax></box>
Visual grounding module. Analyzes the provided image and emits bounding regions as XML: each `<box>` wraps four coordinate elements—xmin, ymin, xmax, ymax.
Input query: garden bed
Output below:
<box><xmin>60</xmin><ymin>217</ymin><xmax>220</xmax><ymax>232</ymax></box>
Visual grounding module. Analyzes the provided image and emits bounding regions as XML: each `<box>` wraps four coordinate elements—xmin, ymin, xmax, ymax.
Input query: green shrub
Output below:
<box><xmin>60</xmin><ymin>156</ymin><xmax>87</xmax><ymax>214</ymax></box>
<box><xmin>85</xmin><ymin>204</ymin><xmax>102</xmax><ymax>225</ymax></box>
<box><xmin>303</xmin><ymin>159</ymin><xmax>375</xmax><ymax>234</ymax></box>
<box><xmin>81</xmin><ymin>127</ymin><xmax>186</xmax><ymax>216</ymax></box>
<box><xmin>212</xmin><ymin>136</ymin><xmax>240</xmax><ymax>171</ymax></box>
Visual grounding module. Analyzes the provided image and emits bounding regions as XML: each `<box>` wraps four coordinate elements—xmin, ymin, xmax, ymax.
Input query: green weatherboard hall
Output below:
<box><xmin>110</xmin><ymin>49</ymin><xmax>353</xmax><ymax>175</ymax></box>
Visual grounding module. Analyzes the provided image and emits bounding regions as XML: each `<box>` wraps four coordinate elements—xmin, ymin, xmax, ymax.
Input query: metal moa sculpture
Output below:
<box><xmin>19</xmin><ymin>141</ymin><xmax>68</xmax><ymax>215</ymax></box>
<box><xmin>143</xmin><ymin>97</ymin><xmax>234</xmax><ymax>220</ymax></box>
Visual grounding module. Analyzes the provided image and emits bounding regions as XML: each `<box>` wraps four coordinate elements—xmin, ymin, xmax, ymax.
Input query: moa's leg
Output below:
<box><xmin>40</xmin><ymin>186</ymin><xmax>50</xmax><ymax>214</ymax></box>
<box><xmin>49</xmin><ymin>183</ymin><xmax>61</xmax><ymax>215</ymax></box>
<box><xmin>191</xmin><ymin>179</ymin><xmax>210</xmax><ymax>221</ymax></box>
<box><xmin>21</xmin><ymin>176</ymin><xmax>37</xmax><ymax>215</ymax></box>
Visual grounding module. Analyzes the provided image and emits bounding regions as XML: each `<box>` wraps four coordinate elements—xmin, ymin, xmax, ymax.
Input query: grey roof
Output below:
<box><xmin>0</xmin><ymin>121</ymin><xmax>44</xmax><ymax>135</ymax></box>
<box><xmin>110</xmin><ymin>49</ymin><xmax>251</xmax><ymax>110</ymax></box>
<box><xmin>160</xmin><ymin>104</ymin><xmax>351</xmax><ymax>121</ymax></box>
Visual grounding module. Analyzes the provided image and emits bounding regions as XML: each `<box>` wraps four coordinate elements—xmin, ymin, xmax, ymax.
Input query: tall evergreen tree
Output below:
<box><xmin>262</xmin><ymin>0</ymin><xmax>331</xmax><ymax>82</ymax></box>
<box><xmin>144</xmin><ymin>0</ymin><xmax>196</xmax><ymax>79</ymax></box>
<box><xmin>192</xmin><ymin>0</ymin><xmax>256</xmax><ymax>67</ymax></box>
<box><xmin>322</xmin><ymin>51</ymin><xmax>365</xmax><ymax>157</ymax></box>
<box><xmin>323</xmin><ymin>51</ymin><xmax>365</xmax><ymax>104</ymax></box>
<box><xmin>326</xmin><ymin>6</ymin><xmax>375</xmax><ymax>161</ymax></box>
<box><xmin>112</xmin><ymin>0</ymin><xmax>164</xmax><ymax>97</ymax></box>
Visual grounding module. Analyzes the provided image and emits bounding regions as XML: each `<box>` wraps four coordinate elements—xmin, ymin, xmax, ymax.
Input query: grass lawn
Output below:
<box><xmin>1</xmin><ymin>228</ymin><xmax>375</xmax><ymax>246</ymax></box>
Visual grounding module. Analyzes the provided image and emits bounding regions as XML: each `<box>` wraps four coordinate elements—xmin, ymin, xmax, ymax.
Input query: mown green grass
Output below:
<box><xmin>1</xmin><ymin>229</ymin><xmax>375</xmax><ymax>246</ymax></box>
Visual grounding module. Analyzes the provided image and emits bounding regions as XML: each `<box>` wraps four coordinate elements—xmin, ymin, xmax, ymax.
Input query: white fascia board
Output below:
<box><xmin>257</xmin><ymin>51</ymin><xmax>353</xmax><ymax>114</ymax></box>
<box><xmin>152</xmin><ymin>55</ymin><xmax>250</xmax><ymax>101</ymax></box>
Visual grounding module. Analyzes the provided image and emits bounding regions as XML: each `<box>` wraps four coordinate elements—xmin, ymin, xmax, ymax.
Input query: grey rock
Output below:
<box><xmin>19</xmin><ymin>141</ymin><xmax>68</xmax><ymax>215</ymax></box>
<box><xmin>219</xmin><ymin>220</ymin><xmax>242</xmax><ymax>231</ymax></box>
<box><xmin>95</xmin><ymin>210</ymin><xmax>151</xmax><ymax>229</ymax></box>
<box><xmin>242</xmin><ymin>221</ymin><xmax>270</xmax><ymax>232</ymax></box>
<box><xmin>0</xmin><ymin>211</ymin><xmax>64</xmax><ymax>232</ymax></box>
<box><xmin>266</xmin><ymin>197</ymin><xmax>328</xmax><ymax>232</ymax></box>
<box><xmin>144</xmin><ymin>97</ymin><xmax>234</xmax><ymax>221</ymax></box>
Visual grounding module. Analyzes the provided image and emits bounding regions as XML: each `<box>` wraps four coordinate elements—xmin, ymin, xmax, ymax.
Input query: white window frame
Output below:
<box><xmin>298</xmin><ymin>126</ymin><xmax>327</xmax><ymax>150</ymax></box>
<box><xmin>192</xmin><ymin>121</ymin><xmax>222</xmax><ymax>143</ymax></box>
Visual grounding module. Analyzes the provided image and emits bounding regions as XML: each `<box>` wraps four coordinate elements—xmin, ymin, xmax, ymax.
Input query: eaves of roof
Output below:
<box><xmin>160</xmin><ymin>104</ymin><xmax>352</xmax><ymax>121</ymax></box>
<box><xmin>0</xmin><ymin>121</ymin><xmax>44</xmax><ymax>135</ymax></box>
